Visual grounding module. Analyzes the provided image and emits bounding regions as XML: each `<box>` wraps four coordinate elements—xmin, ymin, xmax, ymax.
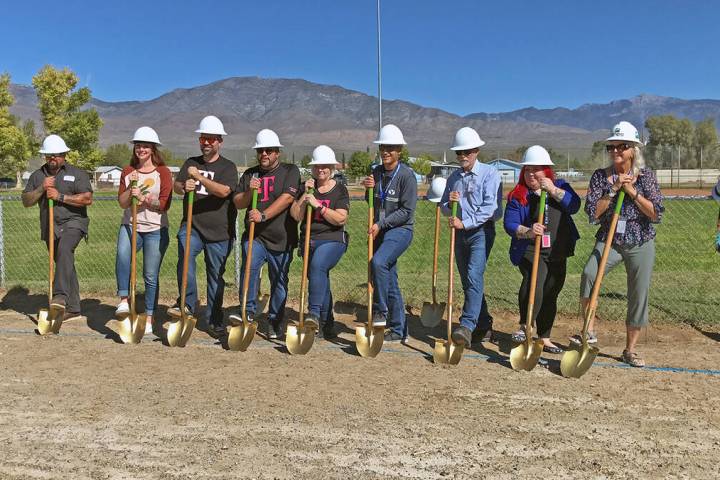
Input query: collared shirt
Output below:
<box><xmin>24</xmin><ymin>163</ymin><xmax>93</xmax><ymax>241</ymax></box>
<box><xmin>440</xmin><ymin>160</ymin><xmax>502</xmax><ymax>229</ymax></box>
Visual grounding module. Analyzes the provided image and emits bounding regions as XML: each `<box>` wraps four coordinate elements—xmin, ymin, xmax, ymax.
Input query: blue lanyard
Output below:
<box><xmin>377</xmin><ymin>164</ymin><xmax>400</xmax><ymax>206</ymax></box>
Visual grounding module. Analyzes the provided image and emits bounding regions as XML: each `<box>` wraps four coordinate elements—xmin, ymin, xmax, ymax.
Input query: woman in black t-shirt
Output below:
<box><xmin>290</xmin><ymin>146</ymin><xmax>350</xmax><ymax>338</ymax></box>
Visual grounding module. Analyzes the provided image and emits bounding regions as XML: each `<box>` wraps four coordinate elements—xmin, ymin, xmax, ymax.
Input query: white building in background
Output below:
<box><xmin>95</xmin><ymin>166</ymin><xmax>123</xmax><ymax>187</ymax></box>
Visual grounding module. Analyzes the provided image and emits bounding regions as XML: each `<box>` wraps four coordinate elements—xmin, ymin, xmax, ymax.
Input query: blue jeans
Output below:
<box><xmin>306</xmin><ymin>240</ymin><xmax>347</xmax><ymax>329</ymax></box>
<box><xmin>455</xmin><ymin>222</ymin><xmax>495</xmax><ymax>331</ymax></box>
<box><xmin>115</xmin><ymin>226</ymin><xmax>169</xmax><ymax>316</ymax></box>
<box><xmin>177</xmin><ymin>224</ymin><xmax>232</xmax><ymax>327</ymax></box>
<box><xmin>371</xmin><ymin>227</ymin><xmax>413</xmax><ymax>337</ymax></box>
<box><xmin>239</xmin><ymin>240</ymin><xmax>293</xmax><ymax>326</ymax></box>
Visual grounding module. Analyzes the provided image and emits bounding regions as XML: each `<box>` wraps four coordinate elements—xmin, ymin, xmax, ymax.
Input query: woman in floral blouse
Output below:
<box><xmin>574</xmin><ymin>121</ymin><xmax>664</xmax><ymax>367</ymax></box>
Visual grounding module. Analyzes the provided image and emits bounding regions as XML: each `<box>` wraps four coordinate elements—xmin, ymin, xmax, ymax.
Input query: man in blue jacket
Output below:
<box><xmin>362</xmin><ymin>124</ymin><xmax>417</xmax><ymax>343</ymax></box>
<box><xmin>440</xmin><ymin>127</ymin><xmax>501</xmax><ymax>347</ymax></box>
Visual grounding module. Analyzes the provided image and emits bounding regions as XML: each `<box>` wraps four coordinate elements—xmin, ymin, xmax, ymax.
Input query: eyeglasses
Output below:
<box><xmin>44</xmin><ymin>154</ymin><xmax>65</xmax><ymax>159</ymax></box>
<box><xmin>606</xmin><ymin>143</ymin><xmax>632</xmax><ymax>152</ymax></box>
<box><xmin>199</xmin><ymin>135</ymin><xmax>220</xmax><ymax>144</ymax></box>
<box><xmin>379</xmin><ymin>145</ymin><xmax>401</xmax><ymax>152</ymax></box>
<box><xmin>256</xmin><ymin>148</ymin><xmax>279</xmax><ymax>154</ymax></box>
<box><xmin>455</xmin><ymin>149</ymin><xmax>476</xmax><ymax>157</ymax></box>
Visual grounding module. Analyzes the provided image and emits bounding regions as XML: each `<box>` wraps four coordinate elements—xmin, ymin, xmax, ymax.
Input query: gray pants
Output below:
<box><xmin>46</xmin><ymin>227</ymin><xmax>84</xmax><ymax>313</ymax></box>
<box><xmin>580</xmin><ymin>239</ymin><xmax>655</xmax><ymax>327</ymax></box>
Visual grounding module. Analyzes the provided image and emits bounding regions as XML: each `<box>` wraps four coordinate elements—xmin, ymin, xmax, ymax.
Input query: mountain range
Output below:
<box><xmin>9</xmin><ymin>77</ymin><xmax>720</xmax><ymax>156</ymax></box>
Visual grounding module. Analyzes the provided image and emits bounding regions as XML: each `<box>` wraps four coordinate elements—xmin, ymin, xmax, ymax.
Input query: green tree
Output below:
<box><xmin>0</xmin><ymin>73</ymin><xmax>33</xmax><ymax>187</ymax></box>
<box><xmin>159</xmin><ymin>148</ymin><xmax>186</xmax><ymax>167</ymax></box>
<box><xmin>300</xmin><ymin>154</ymin><xmax>312</xmax><ymax>168</ymax></box>
<box><xmin>400</xmin><ymin>146</ymin><xmax>410</xmax><ymax>163</ymax></box>
<box><xmin>32</xmin><ymin>65</ymin><xmax>104</xmax><ymax>172</ymax></box>
<box><xmin>347</xmin><ymin>151</ymin><xmax>373</xmax><ymax>178</ymax></box>
<box><xmin>103</xmin><ymin>143</ymin><xmax>132</xmax><ymax>166</ymax></box>
<box><xmin>646</xmin><ymin>115</ymin><xmax>695</xmax><ymax>147</ymax></box>
<box><xmin>695</xmin><ymin>118</ymin><xmax>717</xmax><ymax>148</ymax></box>
<box><xmin>410</xmin><ymin>153</ymin><xmax>433</xmax><ymax>176</ymax></box>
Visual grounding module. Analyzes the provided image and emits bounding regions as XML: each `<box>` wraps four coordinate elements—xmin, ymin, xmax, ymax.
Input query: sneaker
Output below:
<box><xmin>304</xmin><ymin>313</ymin><xmax>320</xmax><ymax>330</ymax></box>
<box><xmin>372</xmin><ymin>312</ymin><xmax>387</xmax><ymax>328</ymax></box>
<box><xmin>384</xmin><ymin>331</ymin><xmax>403</xmax><ymax>343</ymax></box>
<box><xmin>511</xmin><ymin>329</ymin><xmax>526</xmax><ymax>343</ymax></box>
<box><xmin>50</xmin><ymin>295</ymin><xmax>65</xmax><ymax>310</ymax></box>
<box><xmin>207</xmin><ymin>323</ymin><xmax>227</xmax><ymax>339</ymax></box>
<box><xmin>569</xmin><ymin>331</ymin><xmax>598</xmax><ymax>346</ymax></box>
<box><xmin>622</xmin><ymin>349</ymin><xmax>645</xmax><ymax>368</ymax></box>
<box><xmin>268</xmin><ymin>321</ymin><xmax>284</xmax><ymax>340</ymax></box>
<box><xmin>115</xmin><ymin>301</ymin><xmax>129</xmax><ymax>316</ymax></box>
<box><xmin>144</xmin><ymin>320</ymin><xmax>153</xmax><ymax>335</ymax></box>
<box><xmin>451</xmin><ymin>325</ymin><xmax>472</xmax><ymax>347</ymax></box>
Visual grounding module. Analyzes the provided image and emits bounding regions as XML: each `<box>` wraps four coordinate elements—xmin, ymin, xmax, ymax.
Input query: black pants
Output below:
<box><xmin>517</xmin><ymin>256</ymin><xmax>567</xmax><ymax>339</ymax></box>
<box><xmin>46</xmin><ymin>227</ymin><xmax>84</xmax><ymax>313</ymax></box>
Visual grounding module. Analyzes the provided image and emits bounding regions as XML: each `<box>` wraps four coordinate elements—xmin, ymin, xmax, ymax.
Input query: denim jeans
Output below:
<box><xmin>371</xmin><ymin>227</ymin><xmax>413</xmax><ymax>337</ymax></box>
<box><xmin>306</xmin><ymin>240</ymin><xmax>347</xmax><ymax>329</ymax></box>
<box><xmin>177</xmin><ymin>224</ymin><xmax>232</xmax><ymax>327</ymax></box>
<box><xmin>239</xmin><ymin>240</ymin><xmax>293</xmax><ymax>326</ymax></box>
<box><xmin>116</xmin><ymin>226</ymin><xmax>169</xmax><ymax>315</ymax></box>
<box><xmin>455</xmin><ymin>222</ymin><xmax>495</xmax><ymax>331</ymax></box>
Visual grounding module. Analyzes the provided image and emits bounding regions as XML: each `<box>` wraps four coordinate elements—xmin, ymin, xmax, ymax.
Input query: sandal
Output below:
<box><xmin>542</xmin><ymin>344</ymin><xmax>563</xmax><ymax>354</ymax></box>
<box><xmin>511</xmin><ymin>330</ymin><xmax>526</xmax><ymax>343</ymax></box>
<box><xmin>622</xmin><ymin>350</ymin><xmax>645</xmax><ymax>368</ymax></box>
<box><xmin>569</xmin><ymin>331</ymin><xmax>597</xmax><ymax>345</ymax></box>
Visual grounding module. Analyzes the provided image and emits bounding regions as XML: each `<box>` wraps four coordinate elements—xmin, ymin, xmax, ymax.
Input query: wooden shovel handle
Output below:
<box><xmin>431</xmin><ymin>204</ymin><xmax>441</xmax><ymax>304</ymax></box>
<box><xmin>367</xmin><ymin>186</ymin><xmax>374</xmax><ymax>327</ymax></box>
<box><xmin>525</xmin><ymin>190</ymin><xmax>547</xmax><ymax>335</ymax></box>
<box><xmin>241</xmin><ymin>188</ymin><xmax>259</xmax><ymax>323</ymax></box>
<box><xmin>48</xmin><ymin>199</ymin><xmax>54</xmax><ymax>304</ymax></box>
<box><xmin>129</xmin><ymin>180</ymin><xmax>138</xmax><ymax>313</ymax></box>
<box><xmin>447</xmin><ymin>201</ymin><xmax>458</xmax><ymax>341</ymax></box>
<box><xmin>299</xmin><ymin>188</ymin><xmax>313</xmax><ymax>327</ymax></box>
<box><xmin>179</xmin><ymin>190</ymin><xmax>195</xmax><ymax>312</ymax></box>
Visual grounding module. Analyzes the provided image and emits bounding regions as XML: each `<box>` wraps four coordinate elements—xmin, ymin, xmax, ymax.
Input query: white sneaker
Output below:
<box><xmin>144</xmin><ymin>320</ymin><xmax>153</xmax><ymax>335</ymax></box>
<box><xmin>115</xmin><ymin>301</ymin><xmax>129</xmax><ymax>316</ymax></box>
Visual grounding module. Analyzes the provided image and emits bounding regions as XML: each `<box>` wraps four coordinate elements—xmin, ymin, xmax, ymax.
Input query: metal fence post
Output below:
<box><xmin>0</xmin><ymin>199</ymin><xmax>5</xmax><ymax>288</ymax></box>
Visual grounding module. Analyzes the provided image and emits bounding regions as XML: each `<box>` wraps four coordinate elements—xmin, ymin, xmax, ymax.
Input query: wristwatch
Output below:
<box><xmin>260</xmin><ymin>212</ymin><xmax>267</xmax><ymax>222</ymax></box>
<box><xmin>608</xmin><ymin>188</ymin><xmax>617</xmax><ymax>198</ymax></box>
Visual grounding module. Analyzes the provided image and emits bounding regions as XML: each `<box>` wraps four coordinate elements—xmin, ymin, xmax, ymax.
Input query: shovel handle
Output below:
<box><xmin>129</xmin><ymin>180</ymin><xmax>138</xmax><ymax>314</ymax></box>
<box><xmin>582</xmin><ymin>190</ymin><xmax>626</xmax><ymax>334</ymax></box>
<box><xmin>431</xmin><ymin>204</ymin><xmax>441</xmax><ymax>304</ymax></box>
<box><xmin>241</xmin><ymin>188</ymin><xmax>259</xmax><ymax>324</ymax></box>
<box><xmin>48</xmin><ymin>198</ymin><xmax>54</xmax><ymax>303</ymax></box>
<box><xmin>525</xmin><ymin>190</ymin><xmax>547</xmax><ymax>337</ymax></box>
<box><xmin>367</xmin><ymin>186</ymin><xmax>374</xmax><ymax>327</ymax></box>
<box><xmin>447</xmin><ymin>201</ymin><xmax>458</xmax><ymax>341</ymax></box>
<box><xmin>179</xmin><ymin>190</ymin><xmax>195</xmax><ymax>312</ymax></box>
<box><xmin>299</xmin><ymin>188</ymin><xmax>314</xmax><ymax>327</ymax></box>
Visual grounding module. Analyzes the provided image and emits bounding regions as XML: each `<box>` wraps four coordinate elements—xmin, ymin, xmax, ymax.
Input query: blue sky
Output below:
<box><xmin>1</xmin><ymin>0</ymin><xmax>717</xmax><ymax>115</ymax></box>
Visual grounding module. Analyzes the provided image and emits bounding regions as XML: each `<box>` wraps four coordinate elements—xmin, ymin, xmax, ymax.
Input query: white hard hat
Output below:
<box><xmin>451</xmin><ymin>127</ymin><xmax>485</xmax><ymax>150</ymax></box>
<box><xmin>309</xmin><ymin>145</ymin><xmax>338</xmax><ymax>165</ymax></box>
<box><xmin>195</xmin><ymin>115</ymin><xmax>228</xmax><ymax>136</ymax></box>
<box><xmin>131</xmin><ymin>126</ymin><xmax>162</xmax><ymax>145</ymax></box>
<box><xmin>606</xmin><ymin>121</ymin><xmax>642</xmax><ymax>145</ymax></box>
<box><xmin>39</xmin><ymin>134</ymin><xmax>70</xmax><ymax>155</ymax></box>
<box><xmin>253</xmin><ymin>129</ymin><xmax>283</xmax><ymax>149</ymax></box>
<box><xmin>522</xmin><ymin>145</ymin><xmax>554</xmax><ymax>166</ymax></box>
<box><xmin>427</xmin><ymin>177</ymin><xmax>447</xmax><ymax>203</ymax></box>
<box><xmin>373</xmin><ymin>124</ymin><xmax>407</xmax><ymax>145</ymax></box>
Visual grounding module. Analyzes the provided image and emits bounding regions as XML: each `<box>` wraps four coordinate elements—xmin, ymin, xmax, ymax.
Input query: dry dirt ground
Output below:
<box><xmin>1</xmin><ymin>292</ymin><xmax>719</xmax><ymax>480</ymax></box>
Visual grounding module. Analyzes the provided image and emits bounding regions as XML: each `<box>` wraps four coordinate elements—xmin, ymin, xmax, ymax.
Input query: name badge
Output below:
<box><xmin>63</xmin><ymin>175</ymin><xmax>75</xmax><ymax>182</ymax></box>
<box><xmin>541</xmin><ymin>234</ymin><xmax>551</xmax><ymax>248</ymax></box>
<box><xmin>616</xmin><ymin>218</ymin><xmax>627</xmax><ymax>234</ymax></box>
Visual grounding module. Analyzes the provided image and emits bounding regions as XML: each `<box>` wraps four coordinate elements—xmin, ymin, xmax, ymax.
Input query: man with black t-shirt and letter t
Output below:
<box><xmin>170</xmin><ymin>115</ymin><xmax>238</xmax><ymax>339</ymax></box>
<box><xmin>234</xmin><ymin>129</ymin><xmax>300</xmax><ymax>340</ymax></box>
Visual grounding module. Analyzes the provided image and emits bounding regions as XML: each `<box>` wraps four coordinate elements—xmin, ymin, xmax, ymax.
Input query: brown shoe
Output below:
<box><xmin>622</xmin><ymin>350</ymin><xmax>645</xmax><ymax>368</ymax></box>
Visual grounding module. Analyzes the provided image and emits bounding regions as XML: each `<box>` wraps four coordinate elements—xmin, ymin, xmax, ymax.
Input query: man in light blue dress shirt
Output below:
<box><xmin>440</xmin><ymin>127</ymin><xmax>502</xmax><ymax>346</ymax></box>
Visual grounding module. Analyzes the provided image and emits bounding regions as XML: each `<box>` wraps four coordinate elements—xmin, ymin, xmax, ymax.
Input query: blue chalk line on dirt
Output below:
<box><xmin>3</xmin><ymin>327</ymin><xmax>719</xmax><ymax>377</ymax></box>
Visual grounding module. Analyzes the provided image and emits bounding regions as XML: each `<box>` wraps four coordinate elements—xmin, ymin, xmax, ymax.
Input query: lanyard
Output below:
<box><xmin>377</xmin><ymin>164</ymin><xmax>400</xmax><ymax>206</ymax></box>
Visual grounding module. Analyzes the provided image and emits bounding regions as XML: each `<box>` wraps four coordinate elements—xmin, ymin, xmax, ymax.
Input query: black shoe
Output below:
<box><xmin>472</xmin><ymin>327</ymin><xmax>493</xmax><ymax>345</ymax></box>
<box><xmin>268</xmin><ymin>321</ymin><xmax>284</xmax><ymax>340</ymax></box>
<box><xmin>317</xmin><ymin>324</ymin><xmax>337</xmax><ymax>340</ymax></box>
<box><xmin>451</xmin><ymin>326</ymin><xmax>472</xmax><ymax>347</ymax></box>
<box><xmin>372</xmin><ymin>312</ymin><xmax>387</xmax><ymax>328</ymax></box>
<box><xmin>50</xmin><ymin>295</ymin><xmax>65</xmax><ymax>309</ymax></box>
<box><xmin>384</xmin><ymin>331</ymin><xmax>403</xmax><ymax>343</ymax></box>
<box><xmin>62</xmin><ymin>311</ymin><xmax>82</xmax><ymax>322</ymax></box>
<box><xmin>304</xmin><ymin>313</ymin><xmax>320</xmax><ymax>330</ymax></box>
<box><xmin>207</xmin><ymin>323</ymin><xmax>227</xmax><ymax>339</ymax></box>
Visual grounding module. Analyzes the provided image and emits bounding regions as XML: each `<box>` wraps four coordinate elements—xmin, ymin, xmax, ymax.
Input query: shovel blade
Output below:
<box><xmin>560</xmin><ymin>344</ymin><xmax>599</xmax><ymax>378</ymax></box>
<box><xmin>167</xmin><ymin>314</ymin><xmax>195</xmax><ymax>347</ymax></box>
<box><xmin>37</xmin><ymin>305</ymin><xmax>64</xmax><ymax>335</ymax></box>
<box><xmin>257</xmin><ymin>294</ymin><xmax>270</xmax><ymax>315</ymax></box>
<box><xmin>118</xmin><ymin>313</ymin><xmax>147</xmax><ymax>344</ymax></box>
<box><xmin>509</xmin><ymin>339</ymin><xmax>544</xmax><ymax>371</ymax></box>
<box><xmin>433</xmin><ymin>339</ymin><xmax>464</xmax><ymax>365</ymax></box>
<box><xmin>355</xmin><ymin>325</ymin><xmax>384</xmax><ymax>358</ymax></box>
<box><xmin>286</xmin><ymin>324</ymin><xmax>315</xmax><ymax>355</ymax></box>
<box><xmin>227</xmin><ymin>316</ymin><xmax>257</xmax><ymax>352</ymax></box>
<box><xmin>178</xmin><ymin>315</ymin><xmax>196</xmax><ymax>347</ymax></box>
<box><xmin>419</xmin><ymin>302</ymin><xmax>445</xmax><ymax>328</ymax></box>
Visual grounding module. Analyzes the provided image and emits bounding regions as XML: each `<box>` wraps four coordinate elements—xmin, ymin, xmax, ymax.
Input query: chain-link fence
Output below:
<box><xmin>1</xmin><ymin>190</ymin><xmax>718</xmax><ymax>326</ymax></box>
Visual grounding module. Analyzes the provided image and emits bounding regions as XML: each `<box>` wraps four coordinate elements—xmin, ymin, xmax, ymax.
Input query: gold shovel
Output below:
<box><xmin>37</xmin><ymin>198</ymin><xmax>65</xmax><ymax>335</ymax></box>
<box><xmin>510</xmin><ymin>190</ymin><xmax>547</xmax><ymax>371</ymax></box>
<box><xmin>117</xmin><ymin>180</ymin><xmax>148</xmax><ymax>344</ymax></box>
<box><xmin>561</xmin><ymin>191</ymin><xmax>625</xmax><ymax>378</ymax></box>
<box><xmin>433</xmin><ymin>201</ymin><xmax>463</xmax><ymax>365</ymax></box>
<box><xmin>420</xmin><ymin>202</ymin><xmax>445</xmax><ymax>327</ymax></box>
<box><xmin>286</xmin><ymin>188</ymin><xmax>317</xmax><ymax>354</ymax></box>
<box><xmin>355</xmin><ymin>186</ymin><xmax>384</xmax><ymax>358</ymax></box>
<box><xmin>228</xmin><ymin>188</ymin><xmax>259</xmax><ymax>351</ymax></box>
<box><xmin>167</xmin><ymin>191</ymin><xmax>197</xmax><ymax>347</ymax></box>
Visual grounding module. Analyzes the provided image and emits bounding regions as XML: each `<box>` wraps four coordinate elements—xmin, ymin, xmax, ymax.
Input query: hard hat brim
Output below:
<box><xmin>605</xmin><ymin>136</ymin><xmax>643</xmax><ymax>145</ymax></box>
<box><xmin>450</xmin><ymin>140</ymin><xmax>485</xmax><ymax>150</ymax></box>
<box><xmin>373</xmin><ymin>140</ymin><xmax>407</xmax><ymax>145</ymax></box>
<box><xmin>130</xmin><ymin>140</ymin><xmax>162</xmax><ymax>146</ymax></box>
<box><xmin>39</xmin><ymin>148</ymin><xmax>70</xmax><ymax>154</ymax></box>
<box><xmin>308</xmin><ymin>160</ymin><xmax>339</xmax><ymax>165</ymax></box>
<box><xmin>195</xmin><ymin>129</ymin><xmax>228</xmax><ymax>136</ymax></box>
<box><xmin>253</xmin><ymin>143</ymin><xmax>283</xmax><ymax>149</ymax></box>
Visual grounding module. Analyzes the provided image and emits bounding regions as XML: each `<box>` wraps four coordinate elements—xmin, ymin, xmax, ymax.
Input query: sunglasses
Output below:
<box><xmin>606</xmin><ymin>143</ymin><xmax>632</xmax><ymax>152</ymax></box>
<box><xmin>256</xmin><ymin>148</ymin><xmax>279</xmax><ymax>154</ymax></box>
<box><xmin>379</xmin><ymin>145</ymin><xmax>401</xmax><ymax>152</ymax></box>
<box><xmin>199</xmin><ymin>135</ymin><xmax>220</xmax><ymax>144</ymax></box>
<box><xmin>44</xmin><ymin>153</ymin><xmax>65</xmax><ymax>159</ymax></box>
<box><xmin>455</xmin><ymin>149</ymin><xmax>476</xmax><ymax>157</ymax></box>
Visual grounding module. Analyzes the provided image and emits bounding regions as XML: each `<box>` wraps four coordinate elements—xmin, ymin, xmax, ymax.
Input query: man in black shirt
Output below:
<box><xmin>234</xmin><ymin>129</ymin><xmax>300</xmax><ymax>339</ymax></box>
<box><xmin>22</xmin><ymin>135</ymin><xmax>93</xmax><ymax>321</ymax></box>
<box><xmin>171</xmin><ymin>116</ymin><xmax>238</xmax><ymax>338</ymax></box>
